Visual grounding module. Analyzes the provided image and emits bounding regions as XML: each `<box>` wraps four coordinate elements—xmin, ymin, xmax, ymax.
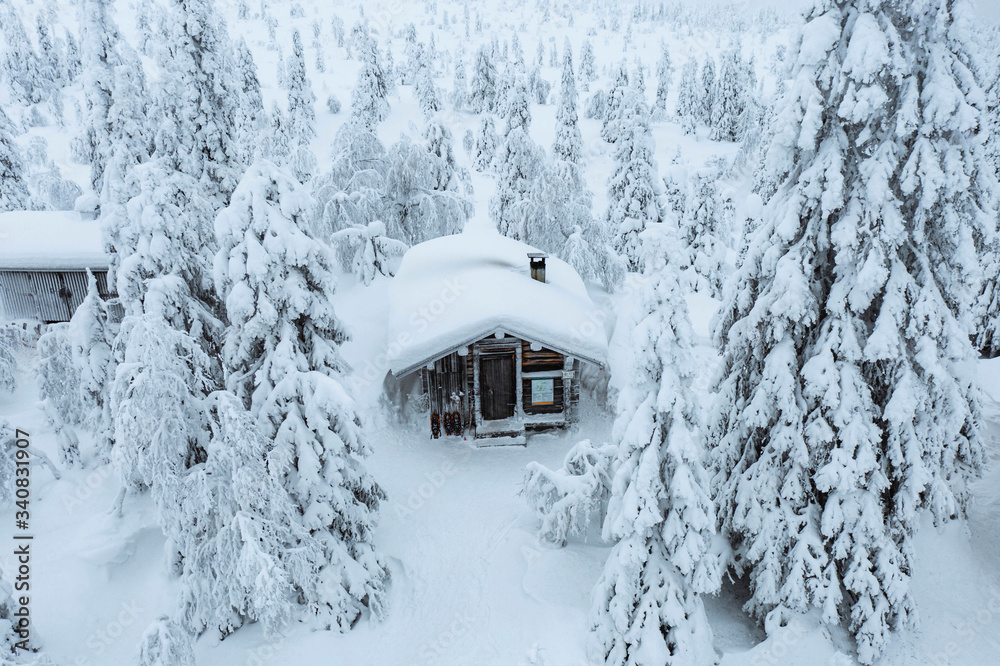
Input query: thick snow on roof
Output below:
<box><xmin>388</xmin><ymin>228</ymin><xmax>608</xmax><ymax>377</ymax></box>
<box><xmin>0</xmin><ymin>210</ymin><xmax>109</xmax><ymax>270</ymax></box>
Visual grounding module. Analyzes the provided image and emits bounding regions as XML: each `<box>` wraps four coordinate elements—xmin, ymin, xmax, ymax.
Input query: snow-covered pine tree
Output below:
<box><xmin>469</xmin><ymin>45</ymin><xmax>498</xmax><ymax>113</ymax></box>
<box><xmin>383</xmin><ymin>135</ymin><xmax>473</xmax><ymax>244</ymax></box>
<box><xmin>77</xmin><ymin>0</ymin><xmax>122</xmax><ymax>192</ymax></box>
<box><xmin>311</xmin><ymin>122</ymin><xmax>388</xmax><ymax>235</ymax></box>
<box><xmin>101</xmin><ymin>42</ymin><xmax>152</xmax><ymax>291</ymax></box>
<box><xmin>0</xmin><ymin>106</ymin><xmax>32</xmax><ymax>212</ymax></box>
<box><xmin>605</xmin><ymin>94</ymin><xmax>665</xmax><ymax>272</ymax></box>
<box><xmin>235</xmin><ymin>38</ymin><xmax>265</xmax><ymax>165</ymax></box>
<box><xmin>490</xmin><ymin>127</ymin><xmax>542</xmax><ymax>241</ymax></box>
<box><xmin>331</xmin><ymin>220</ymin><xmax>408</xmax><ymax>285</ymax></box>
<box><xmin>500</xmin><ymin>74</ymin><xmax>532</xmax><ymax>138</ymax></box>
<box><xmin>1</xmin><ymin>7</ymin><xmax>42</xmax><ymax>106</ymax></box>
<box><xmin>415</xmin><ymin>48</ymin><xmax>443</xmax><ymax>118</ymax></box>
<box><xmin>695</xmin><ymin>56</ymin><xmax>716</xmax><ymax>128</ymax></box>
<box><xmin>711</xmin><ymin>2</ymin><xmax>999</xmax><ymax>662</ymax></box>
<box><xmin>552</xmin><ymin>40</ymin><xmax>583</xmax><ymax>164</ymax></box>
<box><xmin>0</xmin><ymin>326</ymin><xmax>18</xmax><ymax>394</ymax></box>
<box><xmin>653</xmin><ymin>44</ymin><xmax>672</xmax><ymax>118</ymax></box>
<box><xmin>176</xmin><ymin>392</ymin><xmax>325</xmax><ymax>637</ymax></box>
<box><xmin>680</xmin><ymin>170</ymin><xmax>727</xmax><ymax>297</ymax></box>
<box><xmin>159</xmin><ymin>0</ymin><xmax>246</xmax><ymax>206</ymax></box>
<box><xmin>600</xmin><ymin>61</ymin><xmax>630</xmax><ymax>143</ymax></box>
<box><xmin>36</xmin><ymin>324</ymin><xmax>83</xmax><ymax>467</ymax></box>
<box><xmin>524</xmin><ymin>439</ymin><xmax>618</xmax><ymax>546</ymax></box>
<box><xmin>675</xmin><ymin>56</ymin><xmax>700</xmax><ymax>134</ymax></box>
<box><xmin>69</xmin><ymin>271</ymin><xmax>114</xmax><ymax>457</ymax></box>
<box><xmin>285</xmin><ymin>30</ymin><xmax>317</xmax><ymax>182</ymax></box>
<box><xmin>215</xmin><ymin>160</ymin><xmax>389</xmax><ymax>629</ymax></box>
<box><xmin>472</xmin><ymin>115</ymin><xmax>499</xmax><ymax>172</ymax></box>
<box><xmin>591</xmin><ymin>221</ymin><xmax>721</xmax><ymax>666</ymax></box>
<box><xmin>579</xmin><ymin>39</ymin><xmax>597</xmax><ymax>92</ymax></box>
<box><xmin>451</xmin><ymin>53</ymin><xmax>468</xmax><ymax>111</ymax></box>
<box><xmin>710</xmin><ymin>45</ymin><xmax>748</xmax><ymax>142</ymax></box>
<box><xmin>349</xmin><ymin>28</ymin><xmax>390</xmax><ymax>130</ymax></box>
<box><xmin>136</xmin><ymin>616</ymin><xmax>195</xmax><ymax>666</ymax></box>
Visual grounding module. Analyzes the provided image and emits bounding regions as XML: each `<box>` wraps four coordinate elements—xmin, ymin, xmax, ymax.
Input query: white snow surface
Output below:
<box><xmin>0</xmin><ymin>211</ymin><xmax>109</xmax><ymax>270</ymax></box>
<box><xmin>387</xmin><ymin>227</ymin><xmax>607</xmax><ymax>376</ymax></box>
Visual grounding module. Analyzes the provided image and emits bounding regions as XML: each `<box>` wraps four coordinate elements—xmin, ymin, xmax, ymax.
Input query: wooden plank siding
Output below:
<box><xmin>521</xmin><ymin>340</ymin><xmax>564</xmax><ymax>372</ymax></box>
<box><xmin>0</xmin><ymin>269</ymin><xmax>117</xmax><ymax>322</ymax></box>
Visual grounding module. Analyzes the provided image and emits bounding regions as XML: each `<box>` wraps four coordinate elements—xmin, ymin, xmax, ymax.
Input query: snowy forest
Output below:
<box><xmin>1</xmin><ymin>0</ymin><xmax>1000</xmax><ymax>664</ymax></box>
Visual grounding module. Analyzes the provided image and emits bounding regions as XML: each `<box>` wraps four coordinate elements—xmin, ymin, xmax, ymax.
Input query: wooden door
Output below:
<box><xmin>480</xmin><ymin>354</ymin><xmax>515</xmax><ymax>420</ymax></box>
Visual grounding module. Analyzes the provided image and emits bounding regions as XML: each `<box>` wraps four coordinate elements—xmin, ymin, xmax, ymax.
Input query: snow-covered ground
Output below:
<box><xmin>4</xmin><ymin>282</ymin><xmax>1000</xmax><ymax>664</ymax></box>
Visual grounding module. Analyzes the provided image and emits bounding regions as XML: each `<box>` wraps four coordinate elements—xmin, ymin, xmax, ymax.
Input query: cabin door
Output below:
<box><xmin>480</xmin><ymin>354</ymin><xmax>516</xmax><ymax>420</ymax></box>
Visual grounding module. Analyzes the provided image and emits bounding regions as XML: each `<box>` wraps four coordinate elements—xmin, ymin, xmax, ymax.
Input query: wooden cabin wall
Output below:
<box><xmin>421</xmin><ymin>351</ymin><xmax>471</xmax><ymax>427</ymax></box>
<box><xmin>521</xmin><ymin>341</ymin><xmax>564</xmax><ymax>372</ymax></box>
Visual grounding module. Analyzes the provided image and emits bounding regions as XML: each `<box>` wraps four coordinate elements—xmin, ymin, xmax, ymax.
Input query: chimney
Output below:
<box><xmin>528</xmin><ymin>252</ymin><xmax>548</xmax><ymax>283</ymax></box>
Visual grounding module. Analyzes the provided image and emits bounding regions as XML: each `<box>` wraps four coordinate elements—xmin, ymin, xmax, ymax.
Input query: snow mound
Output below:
<box><xmin>0</xmin><ymin>210</ymin><xmax>109</xmax><ymax>270</ymax></box>
<box><xmin>387</xmin><ymin>228</ymin><xmax>607</xmax><ymax>377</ymax></box>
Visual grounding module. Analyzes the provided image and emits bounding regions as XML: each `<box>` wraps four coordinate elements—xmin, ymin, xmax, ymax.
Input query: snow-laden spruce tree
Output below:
<box><xmin>472</xmin><ymin>115</ymin><xmax>499</xmax><ymax>172</ymax></box>
<box><xmin>579</xmin><ymin>39</ymin><xmax>597</xmax><ymax>92</ymax></box>
<box><xmin>696</xmin><ymin>56</ymin><xmax>716</xmax><ymax>129</ymax></box>
<box><xmin>77</xmin><ymin>0</ymin><xmax>122</xmax><ymax>191</ymax></box>
<box><xmin>600</xmin><ymin>62</ymin><xmax>630</xmax><ymax>143</ymax></box>
<box><xmin>975</xmin><ymin>68</ymin><xmax>1000</xmax><ymax>356</ymax></box>
<box><xmin>711</xmin><ymin>2</ymin><xmax>998</xmax><ymax>662</ymax></box>
<box><xmin>490</xmin><ymin>127</ymin><xmax>543</xmax><ymax>241</ymax></box>
<box><xmin>176</xmin><ymin>392</ymin><xmax>325</xmax><ymax>637</ymax></box>
<box><xmin>553</xmin><ymin>40</ymin><xmax>583</xmax><ymax>165</ymax></box>
<box><xmin>235</xmin><ymin>38</ymin><xmax>265</xmax><ymax>166</ymax></box>
<box><xmin>136</xmin><ymin>616</ymin><xmax>195</xmax><ymax>666</ymax></box>
<box><xmin>675</xmin><ymin>56</ymin><xmax>700</xmax><ymax>134</ymax></box>
<box><xmin>349</xmin><ymin>28</ymin><xmax>390</xmax><ymax>130</ymax></box>
<box><xmin>0</xmin><ymin>325</ymin><xmax>19</xmax><ymax>394</ymax></box>
<box><xmin>311</xmin><ymin>121</ymin><xmax>388</xmax><ymax>235</ymax></box>
<box><xmin>0</xmin><ymin>106</ymin><xmax>31</xmax><ymax>212</ymax></box>
<box><xmin>524</xmin><ymin>439</ymin><xmax>618</xmax><ymax>546</ymax></box>
<box><xmin>680</xmin><ymin>171</ymin><xmax>727</xmax><ymax>297</ymax></box>
<box><xmin>157</xmin><ymin>0</ymin><xmax>245</xmax><ymax>206</ymax></box>
<box><xmin>605</xmin><ymin>94</ymin><xmax>666</xmax><ymax>272</ymax></box>
<box><xmin>501</xmin><ymin>74</ymin><xmax>532</xmax><ymax>138</ymax></box>
<box><xmin>36</xmin><ymin>324</ymin><xmax>83</xmax><ymax>467</ymax></box>
<box><xmin>591</xmin><ymin>221</ymin><xmax>721</xmax><ymax>666</ymax></box>
<box><xmin>468</xmin><ymin>44</ymin><xmax>498</xmax><ymax>113</ymax></box>
<box><xmin>710</xmin><ymin>45</ymin><xmax>749</xmax><ymax>142</ymax></box>
<box><xmin>69</xmin><ymin>272</ymin><xmax>114</xmax><ymax>457</ymax></box>
<box><xmin>652</xmin><ymin>44</ymin><xmax>672</xmax><ymax>118</ymax></box>
<box><xmin>415</xmin><ymin>48</ymin><xmax>442</xmax><ymax>118</ymax></box>
<box><xmin>1</xmin><ymin>7</ymin><xmax>43</xmax><ymax>106</ymax></box>
<box><xmin>332</xmin><ymin>220</ymin><xmax>408</xmax><ymax>285</ymax></box>
<box><xmin>383</xmin><ymin>135</ymin><xmax>473</xmax><ymax>244</ymax></box>
<box><xmin>451</xmin><ymin>53</ymin><xmax>468</xmax><ymax>111</ymax></box>
<box><xmin>101</xmin><ymin>41</ymin><xmax>152</xmax><ymax>290</ymax></box>
<box><xmin>215</xmin><ymin>160</ymin><xmax>389</xmax><ymax>629</ymax></box>
<box><xmin>285</xmin><ymin>30</ymin><xmax>317</xmax><ymax>182</ymax></box>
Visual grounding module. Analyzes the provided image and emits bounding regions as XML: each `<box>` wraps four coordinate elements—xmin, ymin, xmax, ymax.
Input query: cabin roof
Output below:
<box><xmin>0</xmin><ymin>210</ymin><xmax>109</xmax><ymax>271</ymax></box>
<box><xmin>387</xmin><ymin>228</ymin><xmax>608</xmax><ymax>377</ymax></box>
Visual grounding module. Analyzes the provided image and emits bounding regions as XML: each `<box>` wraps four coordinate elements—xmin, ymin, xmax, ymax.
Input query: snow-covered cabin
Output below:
<box><xmin>388</xmin><ymin>228</ymin><xmax>607</xmax><ymax>445</ymax></box>
<box><xmin>0</xmin><ymin>209</ymin><xmax>115</xmax><ymax>323</ymax></box>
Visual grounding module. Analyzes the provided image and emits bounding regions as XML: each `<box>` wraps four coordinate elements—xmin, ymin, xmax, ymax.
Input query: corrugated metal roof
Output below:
<box><xmin>0</xmin><ymin>270</ymin><xmax>116</xmax><ymax>323</ymax></box>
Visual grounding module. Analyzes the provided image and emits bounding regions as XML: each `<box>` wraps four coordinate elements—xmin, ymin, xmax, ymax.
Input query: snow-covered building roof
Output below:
<box><xmin>0</xmin><ymin>210</ymin><xmax>109</xmax><ymax>270</ymax></box>
<box><xmin>387</xmin><ymin>228</ymin><xmax>608</xmax><ymax>377</ymax></box>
